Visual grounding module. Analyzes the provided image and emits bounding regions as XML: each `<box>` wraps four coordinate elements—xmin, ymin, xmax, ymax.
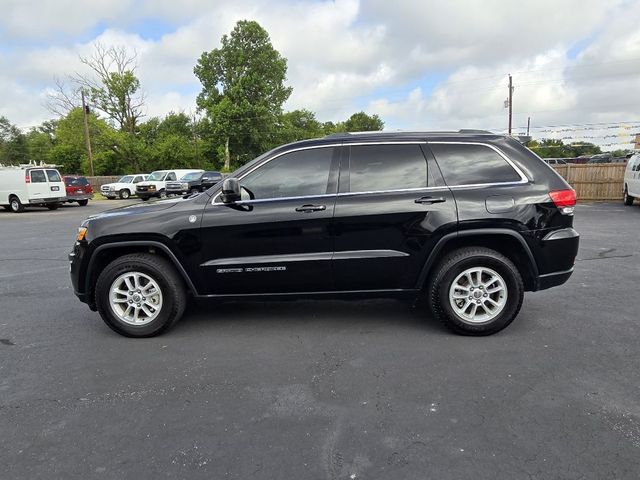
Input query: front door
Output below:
<box><xmin>199</xmin><ymin>146</ymin><xmax>340</xmax><ymax>295</ymax></box>
<box><xmin>332</xmin><ymin>143</ymin><xmax>458</xmax><ymax>291</ymax></box>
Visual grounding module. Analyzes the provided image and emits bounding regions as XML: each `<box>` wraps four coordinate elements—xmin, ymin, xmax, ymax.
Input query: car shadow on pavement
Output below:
<box><xmin>172</xmin><ymin>298</ymin><xmax>446</xmax><ymax>336</ymax></box>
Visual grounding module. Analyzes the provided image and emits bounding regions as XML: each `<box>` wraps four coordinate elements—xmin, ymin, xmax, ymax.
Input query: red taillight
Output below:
<box><xmin>25</xmin><ymin>172</ymin><xmax>30</xmax><ymax>184</ymax></box>
<box><xmin>549</xmin><ymin>189</ymin><xmax>576</xmax><ymax>208</ymax></box>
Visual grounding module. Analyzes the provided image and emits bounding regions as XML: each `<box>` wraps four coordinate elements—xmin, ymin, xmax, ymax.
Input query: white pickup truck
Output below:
<box><xmin>100</xmin><ymin>174</ymin><xmax>148</xmax><ymax>199</ymax></box>
<box><xmin>135</xmin><ymin>169</ymin><xmax>204</xmax><ymax>201</ymax></box>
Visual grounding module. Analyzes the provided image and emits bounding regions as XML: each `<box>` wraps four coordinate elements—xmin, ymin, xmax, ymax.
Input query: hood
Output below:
<box><xmin>86</xmin><ymin>198</ymin><xmax>179</xmax><ymax>223</ymax></box>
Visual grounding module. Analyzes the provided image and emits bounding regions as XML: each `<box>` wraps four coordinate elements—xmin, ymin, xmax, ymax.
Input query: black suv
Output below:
<box><xmin>70</xmin><ymin>131</ymin><xmax>579</xmax><ymax>337</ymax></box>
<box><xmin>166</xmin><ymin>171</ymin><xmax>223</xmax><ymax>195</ymax></box>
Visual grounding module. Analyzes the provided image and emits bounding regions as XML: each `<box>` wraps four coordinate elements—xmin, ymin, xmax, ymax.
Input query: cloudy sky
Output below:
<box><xmin>1</xmin><ymin>0</ymin><xmax>639</xmax><ymax>148</ymax></box>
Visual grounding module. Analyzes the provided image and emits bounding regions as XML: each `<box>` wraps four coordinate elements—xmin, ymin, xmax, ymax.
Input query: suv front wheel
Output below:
<box><xmin>95</xmin><ymin>253</ymin><xmax>187</xmax><ymax>337</ymax></box>
<box><xmin>428</xmin><ymin>247</ymin><xmax>524</xmax><ymax>336</ymax></box>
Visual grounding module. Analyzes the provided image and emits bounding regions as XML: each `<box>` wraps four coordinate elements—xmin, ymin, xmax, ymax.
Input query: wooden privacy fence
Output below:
<box><xmin>551</xmin><ymin>163</ymin><xmax>626</xmax><ymax>201</ymax></box>
<box><xmin>85</xmin><ymin>176</ymin><xmax>120</xmax><ymax>191</ymax></box>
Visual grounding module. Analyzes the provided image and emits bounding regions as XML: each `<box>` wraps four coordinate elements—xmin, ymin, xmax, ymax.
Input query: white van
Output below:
<box><xmin>135</xmin><ymin>169</ymin><xmax>204</xmax><ymax>201</ymax></box>
<box><xmin>623</xmin><ymin>153</ymin><xmax>640</xmax><ymax>206</ymax></box>
<box><xmin>0</xmin><ymin>166</ymin><xmax>67</xmax><ymax>213</ymax></box>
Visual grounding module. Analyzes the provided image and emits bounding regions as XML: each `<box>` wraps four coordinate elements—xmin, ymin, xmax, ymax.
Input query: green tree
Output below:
<box><xmin>0</xmin><ymin>116</ymin><xmax>28</xmax><ymax>165</ymax></box>
<box><xmin>49</xmin><ymin>108</ymin><xmax>117</xmax><ymax>174</ymax></box>
<box><xmin>342</xmin><ymin>111</ymin><xmax>384</xmax><ymax>132</ymax></box>
<box><xmin>194</xmin><ymin>20</ymin><xmax>292</xmax><ymax>170</ymax></box>
<box><xmin>139</xmin><ymin>112</ymin><xmax>204</xmax><ymax>171</ymax></box>
<box><xmin>526</xmin><ymin>139</ymin><xmax>601</xmax><ymax>158</ymax></box>
<box><xmin>276</xmin><ymin>109</ymin><xmax>323</xmax><ymax>144</ymax></box>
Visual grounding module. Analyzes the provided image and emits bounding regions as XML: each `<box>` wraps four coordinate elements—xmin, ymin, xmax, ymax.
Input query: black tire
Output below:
<box><xmin>140</xmin><ymin>196</ymin><xmax>150</xmax><ymax>201</ymax></box>
<box><xmin>190</xmin><ymin>188</ymin><xmax>199</xmax><ymax>195</ymax></box>
<box><xmin>9</xmin><ymin>196</ymin><xmax>24</xmax><ymax>213</ymax></box>
<box><xmin>77</xmin><ymin>199</ymin><xmax>89</xmax><ymax>206</ymax></box>
<box><xmin>95</xmin><ymin>253</ymin><xmax>187</xmax><ymax>337</ymax></box>
<box><xmin>119</xmin><ymin>189</ymin><xmax>130</xmax><ymax>200</ymax></box>
<box><xmin>427</xmin><ymin>247</ymin><xmax>524</xmax><ymax>336</ymax></box>
<box><xmin>159</xmin><ymin>190</ymin><xmax>167</xmax><ymax>199</ymax></box>
<box><xmin>46</xmin><ymin>203</ymin><xmax>60</xmax><ymax>210</ymax></box>
<box><xmin>623</xmin><ymin>186</ymin><xmax>634</xmax><ymax>206</ymax></box>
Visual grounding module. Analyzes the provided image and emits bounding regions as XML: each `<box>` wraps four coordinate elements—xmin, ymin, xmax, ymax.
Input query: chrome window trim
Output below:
<box><xmin>210</xmin><ymin>139</ymin><xmax>529</xmax><ymax>206</ymax></box>
<box><xmin>211</xmin><ymin>141</ymin><xmax>430</xmax><ymax>205</ymax></box>
<box><xmin>427</xmin><ymin>141</ymin><xmax>529</xmax><ymax>188</ymax></box>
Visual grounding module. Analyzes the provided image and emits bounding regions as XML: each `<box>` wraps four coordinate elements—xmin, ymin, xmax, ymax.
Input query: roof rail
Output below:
<box><xmin>457</xmin><ymin>129</ymin><xmax>493</xmax><ymax>134</ymax></box>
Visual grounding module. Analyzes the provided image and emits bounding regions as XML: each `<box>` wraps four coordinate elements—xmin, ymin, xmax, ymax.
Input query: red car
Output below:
<box><xmin>63</xmin><ymin>175</ymin><xmax>93</xmax><ymax>206</ymax></box>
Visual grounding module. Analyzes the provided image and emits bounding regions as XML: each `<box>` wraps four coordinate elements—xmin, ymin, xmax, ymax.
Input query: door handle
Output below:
<box><xmin>415</xmin><ymin>196</ymin><xmax>446</xmax><ymax>205</ymax></box>
<box><xmin>295</xmin><ymin>204</ymin><xmax>326</xmax><ymax>213</ymax></box>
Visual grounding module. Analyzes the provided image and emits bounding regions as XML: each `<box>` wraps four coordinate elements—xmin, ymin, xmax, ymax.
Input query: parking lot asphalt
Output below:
<box><xmin>1</xmin><ymin>199</ymin><xmax>639</xmax><ymax>479</ymax></box>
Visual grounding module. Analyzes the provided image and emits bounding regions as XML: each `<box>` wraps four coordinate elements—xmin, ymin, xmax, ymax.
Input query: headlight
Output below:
<box><xmin>109</xmin><ymin>186</ymin><xmax>116</xmax><ymax>191</ymax></box>
<box><xmin>181</xmin><ymin>182</ymin><xmax>189</xmax><ymax>188</ymax></box>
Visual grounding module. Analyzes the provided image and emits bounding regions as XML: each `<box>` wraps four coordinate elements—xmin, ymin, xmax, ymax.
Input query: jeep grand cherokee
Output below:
<box><xmin>69</xmin><ymin>131</ymin><xmax>579</xmax><ymax>337</ymax></box>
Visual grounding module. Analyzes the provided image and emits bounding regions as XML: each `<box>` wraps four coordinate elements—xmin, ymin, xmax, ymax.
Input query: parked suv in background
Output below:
<box><xmin>166</xmin><ymin>171</ymin><xmax>223</xmax><ymax>195</ymax></box>
<box><xmin>136</xmin><ymin>169</ymin><xmax>204</xmax><ymax>201</ymax></box>
<box><xmin>70</xmin><ymin>131</ymin><xmax>579</xmax><ymax>337</ymax></box>
<box><xmin>623</xmin><ymin>153</ymin><xmax>640</xmax><ymax>205</ymax></box>
<box><xmin>101</xmin><ymin>174</ymin><xmax>148</xmax><ymax>199</ymax></box>
<box><xmin>63</xmin><ymin>175</ymin><xmax>93</xmax><ymax>206</ymax></box>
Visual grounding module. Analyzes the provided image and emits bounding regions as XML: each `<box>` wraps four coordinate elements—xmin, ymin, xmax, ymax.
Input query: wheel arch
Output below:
<box><xmin>417</xmin><ymin>229</ymin><xmax>539</xmax><ymax>292</ymax></box>
<box><xmin>84</xmin><ymin>241</ymin><xmax>198</xmax><ymax>309</ymax></box>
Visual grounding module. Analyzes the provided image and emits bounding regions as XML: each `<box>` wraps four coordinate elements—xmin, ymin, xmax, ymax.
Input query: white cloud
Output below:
<box><xmin>1</xmin><ymin>0</ymin><xmax>639</xmax><ymax>150</ymax></box>
<box><xmin>0</xmin><ymin>0</ymin><xmax>132</xmax><ymax>38</ymax></box>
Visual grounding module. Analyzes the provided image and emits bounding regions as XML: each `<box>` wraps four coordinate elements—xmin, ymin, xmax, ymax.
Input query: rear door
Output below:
<box><xmin>27</xmin><ymin>169</ymin><xmax>49</xmax><ymax>200</ymax></box>
<box><xmin>332</xmin><ymin>142</ymin><xmax>457</xmax><ymax>291</ymax></box>
<box><xmin>45</xmin><ymin>169</ymin><xmax>66</xmax><ymax>200</ymax></box>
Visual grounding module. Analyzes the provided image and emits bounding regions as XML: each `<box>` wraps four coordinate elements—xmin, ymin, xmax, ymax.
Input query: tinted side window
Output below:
<box><xmin>241</xmin><ymin>147</ymin><xmax>334</xmax><ymax>199</ymax></box>
<box><xmin>430</xmin><ymin>144</ymin><xmax>521</xmax><ymax>186</ymax></box>
<box><xmin>348</xmin><ymin>144</ymin><xmax>427</xmax><ymax>193</ymax></box>
<box><xmin>30</xmin><ymin>170</ymin><xmax>46</xmax><ymax>183</ymax></box>
<box><xmin>166</xmin><ymin>173</ymin><xmax>177</xmax><ymax>181</ymax></box>
<box><xmin>133</xmin><ymin>176</ymin><xmax>142</xmax><ymax>183</ymax></box>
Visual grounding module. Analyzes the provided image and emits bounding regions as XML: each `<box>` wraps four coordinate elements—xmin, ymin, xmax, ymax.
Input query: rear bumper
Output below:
<box><xmin>536</xmin><ymin>268</ymin><xmax>574</xmax><ymax>291</ymax></box>
<box><xmin>67</xmin><ymin>194</ymin><xmax>92</xmax><ymax>201</ymax></box>
<box><xmin>533</xmin><ymin>227</ymin><xmax>579</xmax><ymax>291</ymax></box>
<box><xmin>29</xmin><ymin>197</ymin><xmax>65</xmax><ymax>204</ymax></box>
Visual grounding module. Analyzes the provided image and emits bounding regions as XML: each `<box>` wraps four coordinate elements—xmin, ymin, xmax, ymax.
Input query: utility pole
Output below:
<box><xmin>81</xmin><ymin>90</ymin><xmax>94</xmax><ymax>176</ymax></box>
<box><xmin>508</xmin><ymin>74</ymin><xmax>513</xmax><ymax>135</ymax></box>
<box><xmin>526</xmin><ymin>116</ymin><xmax>531</xmax><ymax>136</ymax></box>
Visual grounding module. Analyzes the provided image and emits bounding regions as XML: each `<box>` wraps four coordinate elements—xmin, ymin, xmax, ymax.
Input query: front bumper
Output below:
<box><xmin>69</xmin><ymin>242</ymin><xmax>92</xmax><ymax>307</ymax></box>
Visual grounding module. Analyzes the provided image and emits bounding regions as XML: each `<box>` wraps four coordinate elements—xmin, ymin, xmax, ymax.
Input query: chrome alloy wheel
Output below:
<box><xmin>448</xmin><ymin>267</ymin><xmax>507</xmax><ymax>324</ymax></box>
<box><xmin>109</xmin><ymin>271</ymin><xmax>163</xmax><ymax>325</ymax></box>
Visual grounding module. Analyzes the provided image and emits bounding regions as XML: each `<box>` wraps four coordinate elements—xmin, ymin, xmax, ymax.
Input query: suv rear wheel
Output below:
<box><xmin>427</xmin><ymin>247</ymin><xmax>524</xmax><ymax>335</ymax></box>
<box><xmin>95</xmin><ymin>253</ymin><xmax>187</xmax><ymax>337</ymax></box>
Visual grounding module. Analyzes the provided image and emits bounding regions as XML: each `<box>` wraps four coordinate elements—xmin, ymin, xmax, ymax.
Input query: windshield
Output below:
<box><xmin>147</xmin><ymin>171</ymin><xmax>167</xmax><ymax>181</ymax></box>
<box><xmin>181</xmin><ymin>172</ymin><xmax>202</xmax><ymax>181</ymax></box>
<box><xmin>118</xmin><ymin>175</ymin><xmax>133</xmax><ymax>183</ymax></box>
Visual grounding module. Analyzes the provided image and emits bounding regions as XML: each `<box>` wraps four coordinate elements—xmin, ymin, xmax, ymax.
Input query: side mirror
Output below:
<box><xmin>221</xmin><ymin>177</ymin><xmax>241</xmax><ymax>203</ymax></box>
